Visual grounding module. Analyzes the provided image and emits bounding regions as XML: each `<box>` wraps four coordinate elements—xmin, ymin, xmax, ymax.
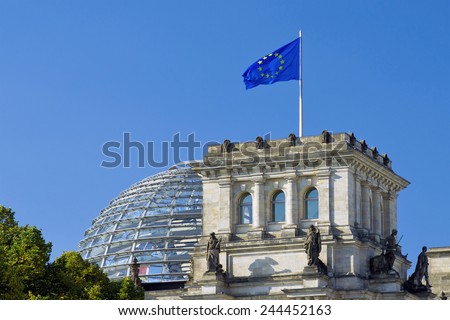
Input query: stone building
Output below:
<box><xmin>146</xmin><ymin>132</ymin><xmax>429</xmax><ymax>300</ymax></box>
<box><xmin>427</xmin><ymin>247</ymin><xmax>450</xmax><ymax>298</ymax></box>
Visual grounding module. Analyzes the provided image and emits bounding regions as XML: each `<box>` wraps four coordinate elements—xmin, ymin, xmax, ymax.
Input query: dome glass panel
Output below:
<box><xmin>79</xmin><ymin>164</ymin><xmax>202</xmax><ymax>284</ymax></box>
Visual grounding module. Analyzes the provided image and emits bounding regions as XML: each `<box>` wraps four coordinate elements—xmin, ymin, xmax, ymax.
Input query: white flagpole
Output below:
<box><xmin>299</xmin><ymin>30</ymin><xmax>303</xmax><ymax>137</ymax></box>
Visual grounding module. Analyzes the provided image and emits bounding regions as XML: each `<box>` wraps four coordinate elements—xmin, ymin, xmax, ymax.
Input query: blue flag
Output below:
<box><xmin>242</xmin><ymin>37</ymin><xmax>300</xmax><ymax>90</ymax></box>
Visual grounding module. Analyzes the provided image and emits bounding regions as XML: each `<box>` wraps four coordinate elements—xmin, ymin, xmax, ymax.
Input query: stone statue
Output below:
<box><xmin>382</xmin><ymin>153</ymin><xmax>390</xmax><ymax>166</ymax></box>
<box><xmin>222</xmin><ymin>139</ymin><xmax>234</xmax><ymax>153</ymax></box>
<box><xmin>384</xmin><ymin>229</ymin><xmax>398</xmax><ymax>270</ymax></box>
<box><xmin>131</xmin><ymin>256</ymin><xmax>142</xmax><ymax>286</ymax></box>
<box><xmin>304</xmin><ymin>225</ymin><xmax>327</xmax><ymax>273</ymax></box>
<box><xmin>321</xmin><ymin>130</ymin><xmax>331</xmax><ymax>143</ymax></box>
<box><xmin>404</xmin><ymin>246</ymin><xmax>432</xmax><ymax>292</ymax></box>
<box><xmin>256</xmin><ymin>136</ymin><xmax>265</xmax><ymax>149</ymax></box>
<box><xmin>215</xmin><ymin>264</ymin><xmax>227</xmax><ymax>282</ymax></box>
<box><xmin>288</xmin><ymin>133</ymin><xmax>297</xmax><ymax>146</ymax></box>
<box><xmin>206</xmin><ymin>232</ymin><xmax>221</xmax><ymax>272</ymax></box>
<box><xmin>372</xmin><ymin>147</ymin><xmax>379</xmax><ymax>159</ymax></box>
<box><xmin>360</xmin><ymin>139</ymin><xmax>368</xmax><ymax>152</ymax></box>
<box><xmin>369</xmin><ymin>229</ymin><xmax>399</xmax><ymax>275</ymax></box>
<box><xmin>414</xmin><ymin>246</ymin><xmax>431</xmax><ymax>288</ymax></box>
<box><xmin>305</xmin><ymin>225</ymin><xmax>321</xmax><ymax>266</ymax></box>
<box><xmin>349</xmin><ymin>132</ymin><xmax>356</xmax><ymax>146</ymax></box>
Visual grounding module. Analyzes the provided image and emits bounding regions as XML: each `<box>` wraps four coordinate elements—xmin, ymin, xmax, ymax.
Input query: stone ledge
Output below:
<box><xmin>282</xmin><ymin>287</ymin><xmax>338</xmax><ymax>299</ymax></box>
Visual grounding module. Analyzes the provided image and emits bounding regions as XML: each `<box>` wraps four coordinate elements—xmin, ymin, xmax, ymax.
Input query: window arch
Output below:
<box><xmin>304</xmin><ymin>188</ymin><xmax>318</xmax><ymax>219</ymax></box>
<box><xmin>239</xmin><ymin>193</ymin><xmax>252</xmax><ymax>224</ymax></box>
<box><xmin>271</xmin><ymin>191</ymin><xmax>285</xmax><ymax>222</ymax></box>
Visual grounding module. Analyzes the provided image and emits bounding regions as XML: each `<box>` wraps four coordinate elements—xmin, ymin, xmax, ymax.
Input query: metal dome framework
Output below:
<box><xmin>79</xmin><ymin>165</ymin><xmax>202</xmax><ymax>284</ymax></box>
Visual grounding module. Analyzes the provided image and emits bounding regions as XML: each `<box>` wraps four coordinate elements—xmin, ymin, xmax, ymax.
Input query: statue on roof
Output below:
<box><xmin>288</xmin><ymin>133</ymin><xmax>297</xmax><ymax>146</ymax></box>
<box><xmin>370</xmin><ymin>229</ymin><xmax>401</xmax><ymax>276</ymax></box>
<box><xmin>413</xmin><ymin>246</ymin><xmax>431</xmax><ymax>288</ymax></box>
<box><xmin>404</xmin><ymin>246</ymin><xmax>432</xmax><ymax>293</ymax></box>
<box><xmin>321</xmin><ymin>130</ymin><xmax>331</xmax><ymax>143</ymax></box>
<box><xmin>384</xmin><ymin>229</ymin><xmax>399</xmax><ymax>270</ymax></box>
<box><xmin>256</xmin><ymin>136</ymin><xmax>266</xmax><ymax>149</ymax></box>
<box><xmin>222</xmin><ymin>139</ymin><xmax>234</xmax><ymax>153</ymax></box>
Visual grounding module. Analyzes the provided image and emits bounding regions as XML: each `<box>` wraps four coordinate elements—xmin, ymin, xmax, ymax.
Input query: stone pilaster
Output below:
<box><xmin>282</xmin><ymin>177</ymin><xmax>298</xmax><ymax>237</ymax></box>
<box><xmin>285</xmin><ymin>178</ymin><xmax>295</xmax><ymax>225</ymax></box>
<box><xmin>248</xmin><ymin>180</ymin><xmax>265</xmax><ymax>239</ymax></box>
<box><xmin>382</xmin><ymin>193</ymin><xmax>391</xmax><ymax>238</ymax></box>
<box><xmin>372</xmin><ymin>188</ymin><xmax>382</xmax><ymax>242</ymax></box>
<box><xmin>388</xmin><ymin>193</ymin><xmax>398</xmax><ymax>233</ymax></box>
<box><xmin>317</xmin><ymin>169</ymin><xmax>331</xmax><ymax>234</ymax></box>
<box><xmin>354</xmin><ymin>174</ymin><xmax>362</xmax><ymax>228</ymax></box>
<box><xmin>218</xmin><ymin>179</ymin><xmax>232</xmax><ymax>240</ymax></box>
<box><xmin>361</xmin><ymin>182</ymin><xmax>371</xmax><ymax>234</ymax></box>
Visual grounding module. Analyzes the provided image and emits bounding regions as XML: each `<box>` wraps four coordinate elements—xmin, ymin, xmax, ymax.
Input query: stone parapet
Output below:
<box><xmin>202</xmin><ymin>132</ymin><xmax>394</xmax><ymax>171</ymax></box>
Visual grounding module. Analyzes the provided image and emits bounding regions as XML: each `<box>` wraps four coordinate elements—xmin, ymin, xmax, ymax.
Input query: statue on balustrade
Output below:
<box><xmin>304</xmin><ymin>225</ymin><xmax>327</xmax><ymax>273</ymax></box>
<box><xmin>206</xmin><ymin>232</ymin><xmax>222</xmax><ymax>272</ymax></box>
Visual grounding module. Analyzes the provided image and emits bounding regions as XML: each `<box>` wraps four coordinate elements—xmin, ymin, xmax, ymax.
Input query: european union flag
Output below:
<box><xmin>242</xmin><ymin>38</ymin><xmax>300</xmax><ymax>90</ymax></box>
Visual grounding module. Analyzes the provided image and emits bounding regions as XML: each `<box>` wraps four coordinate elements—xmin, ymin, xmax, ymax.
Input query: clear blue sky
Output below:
<box><xmin>1</xmin><ymin>0</ymin><xmax>449</xmax><ymax>269</ymax></box>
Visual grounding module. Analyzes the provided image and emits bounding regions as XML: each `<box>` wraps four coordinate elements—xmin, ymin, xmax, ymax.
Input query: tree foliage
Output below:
<box><xmin>42</xmin><ymin>251</ymin><xmax>143</xmax><ymax>300</ymax></box>
<box><xmin>0</xmin><ymin>205</ymin><xmax>144</xmax><ymax>300</ymax></box>
<box><xmin>0</xmin><ymin>206</ymin><xmax>52</xmax><ymax>299</ymax></box>
<box><xmin>118</xmin><ymin>277</ymin><xmax>145</xmax><ymax>300</ymax></box>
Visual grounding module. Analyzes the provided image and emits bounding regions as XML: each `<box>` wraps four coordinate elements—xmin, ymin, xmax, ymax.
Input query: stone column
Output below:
<box><xmin>360</xmin><ymin>182</ymin><xmax>371</xmax><ymax>234</ymax></box>
<box><xmin>218</xmin><ymin>180</ymin><xmax>232</xmax><ymax>240</ymax></box>
<box><xmin>371</xmin><ymin>188</ymin><xmax>382</xmax><ymax>242</ymax></box>
<box><xmin>316</xmin><ymin>169</ymin><xmax>331</xmax><ymax>234</ymax></box>
<box><xmin>252</xmin><ymin>180</ymin><xmax>264</xmax><ymax>229</ymax></box>
<box><xmin>248</xmin><ymin>180</ymin><xmax>265</xmax><ymax>239</ymax></box>
<box><xmin>382</xmin><ymin>193</ymin><xmax>391</xmax><ymax>238</ymax></box>
<box><xmin>354</xmin><ymin>174</ymin><xmax>362</xmax><ymax>228</ymax></box>
<box><xmin>282</xmin><ymin>177</ymin><xmax>298</xmax><ymax>237</ymax></box>
<box><xmin>285</xmin><ymin>178</ymin><xmax>295</xmax><ymax>225</ymax></box>
<box><xmin>389</xmin><ymin>193</ymin><xmax>398</xmax><ymax>233</ymax></box>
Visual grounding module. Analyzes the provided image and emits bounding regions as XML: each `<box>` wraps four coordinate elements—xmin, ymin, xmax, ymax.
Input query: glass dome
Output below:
<box><xmin>78</xmin><ymin>164</ymin><xmax>202</xmax><ymax>284</ymax></box>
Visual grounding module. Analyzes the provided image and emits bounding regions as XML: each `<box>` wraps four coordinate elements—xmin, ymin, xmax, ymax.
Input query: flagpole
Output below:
<box><xmin>299</xmin><ymin>30</ymin><xmax>303</xmax><ymax>137</ymax></box>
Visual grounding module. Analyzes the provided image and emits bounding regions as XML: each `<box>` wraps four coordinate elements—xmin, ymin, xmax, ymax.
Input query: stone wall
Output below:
<box><xmin>428</xmin><ymin>247</ymin><xmax>450</xmax><ymax>297</ymax></box>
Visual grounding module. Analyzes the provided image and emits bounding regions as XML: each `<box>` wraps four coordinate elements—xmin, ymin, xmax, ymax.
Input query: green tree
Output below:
<box><xmin>0</xmin><ymin>206</ymin><xmax>52</xmax><ymax>299</ymax></box>
<box><xmin>42</xmin><ymin>251</ymin><xmax>111</xmax><ymax>299</ymax></box>
<box><xmin>43</xmin><ymin>252</ymin><xmax>144</xmax><ymax>300</ymax></box>
<box><xmin>0</xmin><ymin>205</ymin><xmax>143</xmax><ymax>300</ymax></box>
<box><xmin>118</xmin><ymin>277</ymin><xmax>145</xmax><ymax>300</ymax></box>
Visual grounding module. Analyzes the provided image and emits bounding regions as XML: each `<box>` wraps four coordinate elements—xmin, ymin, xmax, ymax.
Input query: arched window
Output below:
<box><xmin>271</xmin><ymin>191</ymin><xmax>285</xmax><ymax>222</ymax></box>
<box><xmin>305</xmin><ymin>188</ymin><xmax>318</xmax><ymax>219</ymax></box>
<box><xmin>239</xmin><ymin>193</ymin><xmax>252</xmax><ymax>224</ymax></box>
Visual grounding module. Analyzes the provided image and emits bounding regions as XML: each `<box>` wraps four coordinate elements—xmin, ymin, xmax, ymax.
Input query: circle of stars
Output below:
<box><xmin>257</xmin><ymin>52</ymin><xmax>285</xmax><ymax>79</ymax></box>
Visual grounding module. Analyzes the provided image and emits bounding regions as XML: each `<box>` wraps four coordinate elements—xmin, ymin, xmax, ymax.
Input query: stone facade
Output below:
<box><xmin>427</xmin><ymin>247</ymin><xmax>450</xmax><ymax>297</ymax></box>
<box><xmin>147</xmin><ymin>132</ymin><xmax>439</xmax><ymax>300</ymax></box>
